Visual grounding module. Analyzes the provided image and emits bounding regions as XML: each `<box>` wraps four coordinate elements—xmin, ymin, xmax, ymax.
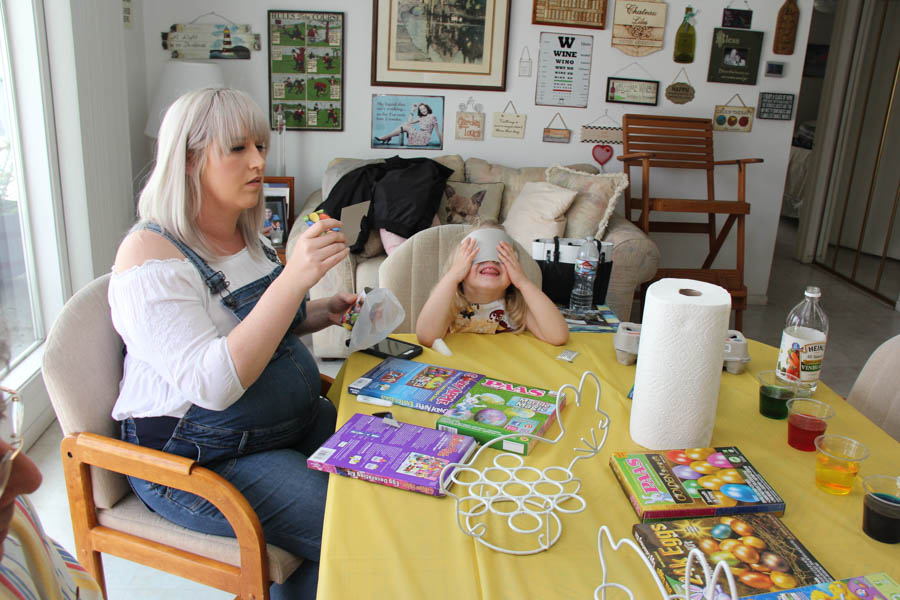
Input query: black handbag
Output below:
<box><xmin>535</xmin><ymin>237</ymin><xmax>612</xmax><ymax>306</ymax></box>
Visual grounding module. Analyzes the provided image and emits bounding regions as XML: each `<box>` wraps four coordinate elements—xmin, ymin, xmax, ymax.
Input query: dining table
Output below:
<box><xmin>317</xmin><ymin>332</ymin><xmax>899</xmax><ymax>599</ymax></box>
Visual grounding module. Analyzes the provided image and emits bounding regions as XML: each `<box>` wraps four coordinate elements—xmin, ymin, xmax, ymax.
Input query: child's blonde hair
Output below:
<box><xmin>444</xmin><ymin>220</ymin><xmax>528</xmax><ymax>332</ymax></box>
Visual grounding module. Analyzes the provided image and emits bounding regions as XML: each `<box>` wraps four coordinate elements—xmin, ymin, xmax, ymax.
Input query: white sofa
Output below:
<box><xmin>287</xmin><ymin>154</ymin><xmax>660</xmax><ymax>359</ymax></box>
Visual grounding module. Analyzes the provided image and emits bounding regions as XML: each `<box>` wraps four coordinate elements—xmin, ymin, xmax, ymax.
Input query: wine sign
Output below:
<box><xmin>611</xmin><ymin>0</ymin><xmax>667</xmax><ymax>57</ymax></box>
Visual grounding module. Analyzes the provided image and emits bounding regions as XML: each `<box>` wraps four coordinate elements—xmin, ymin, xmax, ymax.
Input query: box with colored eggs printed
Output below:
<box><xmin>743</xmin><ymin>572</ymin><xmax>899</xmax><ymax>600</ymax></box>
<box><xmin>436</xmin><ymin>377</ymin><xmax>564</xmax><ymax>456</ymax></box>
<box><xmin>609</xmin><ymin>447</ymin><xmax>785</xmax><ymax>522</ymax></box>
<box><xmin>632</xmin><ymin>514</ymin><xmax>833</xmax><ymax>598</ymax></box>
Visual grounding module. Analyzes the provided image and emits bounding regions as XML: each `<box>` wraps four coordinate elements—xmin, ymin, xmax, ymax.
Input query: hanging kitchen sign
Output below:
<box><xmin>535</xmin><ymin>32</ymin><xmax>594</xmax><ymax>107</ymax></box>
<box><xmin>611</xmin><ymin>0</ymin><xmax>667</xmax><ymax>57</ymax></box>
<box><xmin>455</xmin><ymin>97</ymin><xmax>485</xmax><ymax>141</ymax></box>
<box><xmin>665</xmin><ymin>68</ymin><xmax>695</xmax><ymax>104</ymax></box>
<box><xmin>162</xmin><ymin>20</ymin><xmax>260</xmax><ymax>60</ymax></box>
<box><xmin>607</xmin><ymin>77</ymin><xmax>659</xmax><ymax>106</ymax></box>
<box><xmin>713</xmin><ymin>93</ymin><xmax>754</xmax><ymax>132</ymax></box>
<box><xmin>492</xmin><ymin>101</ymin><xmax>527</xmax><ymax>139</ymax></box>
<box><xmin>542</xmin><ymin>112</ymin><xmax>572</xmax><ymax>143</ymax></box>
<box><xmin>707</xmin><ymin>28</ymin><xmax>763</xmax><ymax>85</ymax></box>
<box><xmin>722</xmin><ymin>2</ymin><xmax>752</xmax><ymax>29</ymax></box>
<box><xmin>757</xmin><ymin>92</ymin><xmax>795</xmax><ymax>120</ymax></box>
<box><xmin>580</xmin><ymin>110</ymin><xmax>623</xmax><ymax>144</ymax></box>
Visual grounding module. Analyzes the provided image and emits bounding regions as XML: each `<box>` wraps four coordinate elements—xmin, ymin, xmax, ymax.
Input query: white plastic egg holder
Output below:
<box><xmin>438</xmin><ymin>371</ymin><xmax>610</xmax><ymax>555</ymax></box>
<box><xmin>594</xmin><ymin>525</ymin><xmax>739</xmax><ymax>600</ymax></box>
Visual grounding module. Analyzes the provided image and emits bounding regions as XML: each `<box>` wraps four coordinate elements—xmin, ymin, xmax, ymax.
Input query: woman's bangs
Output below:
<box><xmin>208</xmin><ymin>91</ymin><xmax>270</xmax><ymax>153</ymax></box>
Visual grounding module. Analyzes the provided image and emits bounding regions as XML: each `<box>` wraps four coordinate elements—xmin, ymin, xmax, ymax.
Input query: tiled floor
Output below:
<box><xmin>24</xmin><ymin>218</ymin><xmax>900</xmax><ymax>598</ymax></box>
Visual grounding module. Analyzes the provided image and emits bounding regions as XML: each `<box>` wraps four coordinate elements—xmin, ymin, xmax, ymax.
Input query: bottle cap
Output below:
<box><xmin>804</xmin><ymin>286</ymin><xmax>821</xmax><ymax>298</ymax></box>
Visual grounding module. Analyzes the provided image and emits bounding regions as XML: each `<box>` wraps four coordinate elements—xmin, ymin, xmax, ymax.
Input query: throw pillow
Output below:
<box><xmin>359</xmin><ymin>230</ymin><xmax>385</xmax><ymax>258</ymax></box>
<box><xmin>437</xmin><ymin>181</ymin><xmax>504</xmax><ymax>225</ymax></box>
<box><xmin>465</xmin><ymin>158</ymin><xmax>599</xmax><ymax>221</ymax></box>
<box><xmin>502</xmin><ymin>181</ymin><xmax>577</xmax><ymax>250</ymax></box>
<box><xmin>546</xmin><ymin>166</ymin><xmax>629</xmax><ymax>240</ymax></box>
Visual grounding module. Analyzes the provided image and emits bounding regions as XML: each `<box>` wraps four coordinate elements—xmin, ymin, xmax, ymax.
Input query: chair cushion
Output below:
<box><xmin>546</xmin><ymin>166</ymin><xmax>629</xmax><ymax>239</ymax></box>
<box><xmin>98</xmin><ymin>495</ymin><xmax>302</xmax><ymax>584</ymax></box>
<box><xmin>43</xmin><ymin>273</ymin><xmax>132</xmax><ymax>509</ymax></box>
<box><xmin>437</xmin><ymin>181</ymin><xmax>504</xmax><ymax>225</ymax></box>
<box><xmin>502</xmin><ymin>182</ymin><xmax>577</xmax><ymax>250</ymax></box>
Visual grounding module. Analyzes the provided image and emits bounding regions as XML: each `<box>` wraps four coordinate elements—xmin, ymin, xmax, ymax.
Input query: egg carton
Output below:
<box><xmin>613</xmin><ymin>323</ymin><xmax>751</xmax><ymax>374</ymax></box>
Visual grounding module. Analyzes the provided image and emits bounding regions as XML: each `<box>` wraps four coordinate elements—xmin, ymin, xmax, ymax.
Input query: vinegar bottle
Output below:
<box><xmin>776</xmin><ymin>286</ymin><xmax>828</xmax><ymax>392</ymax></box>
<box><xmin>673</xmin><ymin>6</ymin><xmax>696</xmax><ymax>64</ymax></box>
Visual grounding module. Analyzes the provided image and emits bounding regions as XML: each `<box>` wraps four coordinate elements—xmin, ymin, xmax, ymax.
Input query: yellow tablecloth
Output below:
<box><xmin>319</xmin><ymin>333</ymin><xmax>899</xmax><ymax>599</ymax></box>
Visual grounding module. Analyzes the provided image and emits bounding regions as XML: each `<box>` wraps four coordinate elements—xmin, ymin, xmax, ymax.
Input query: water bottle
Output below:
<box><xmin>776</xmin><ymin>286</ymin><xmax>828</xmax><ymax>392</ymax></box>
<box><xmin>569</xmin><ymin>236</ymin><xmax>600</xmax><ymax>314</ymax></box>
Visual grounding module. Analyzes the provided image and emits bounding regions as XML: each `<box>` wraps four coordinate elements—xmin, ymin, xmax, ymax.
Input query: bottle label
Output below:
<box><xmin>575</xmin><ymin>260</ymin><xmax>597</xmax><ymax>278</ymax></box>
<box><xmin>776</xmin><ymin>329</ymin><xmax>826</xmax><ymax>384</ymax></box>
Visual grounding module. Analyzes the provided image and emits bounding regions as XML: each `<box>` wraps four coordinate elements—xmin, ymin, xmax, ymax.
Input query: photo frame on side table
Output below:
<box><xmin>371</xmin><ymin>0</ymin><xmax>510</xmax><ymax>91</ymax></box>
<box><xmin>262</xmin><ymin>176</ymin><xmax>294</xmax><ymax>249</ymax></box>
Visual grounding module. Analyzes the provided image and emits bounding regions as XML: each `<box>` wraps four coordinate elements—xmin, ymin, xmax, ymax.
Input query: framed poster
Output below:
<box><xmin>268</xmin><ymin>11</ymin><xmax>343</xmax><ymax>131</ymax></box>
<box><xmin>371</xmin><ymin>0</ymin><xmax>510</xmax><ymax>91</ymax></box>
<box><xmin>533</xmin><ymin>0</ymin><xmax>608</xmax><ymax>30</ymax></box>
<box><xmin>757</xmin><ymin>92</ymin><xmax>795</xmax><ymax>120</ymax></box>
<box><xmin>607</xmin><ymin>77</ymin><xmax>659</xmax><ymax>106</ymax></box>
<box><xmin>707</xmin><ymin>28</ymin><xmax>763</xmax><ymax>85</ymax></box>
<box><xmin>535</xmin><ymin>32</ymin><xmax>593</xmax><ymax>107</ymax></box>
<box><xmin>262</xmin><ymin>176</ymin><xmax>294</xmax><ymax>246</ymax></box>
<box><xmin>372</xmin><ymin>94</ymin><xmax>444</xmax><ymax>150</ymax></box>
<box><xmin>611</xmin><ymin>0</ymin><xmax>667</xmax><ymax>57</ymax></box>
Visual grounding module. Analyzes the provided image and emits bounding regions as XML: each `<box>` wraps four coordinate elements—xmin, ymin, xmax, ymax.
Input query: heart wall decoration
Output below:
<box><xmin>592</xmin><ymin>144</ymin><xmax>614</xmax><ymax>166</ymax></box>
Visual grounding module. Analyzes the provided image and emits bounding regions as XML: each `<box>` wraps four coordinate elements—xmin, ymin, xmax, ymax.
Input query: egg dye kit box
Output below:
<box><xmin>609</xmin><ymin>447</ymin><xmax>785</xmax><ymax>522</ymax></box>
<box><xmin>632</xmin><ymin>514</ymin><xmax>832</xmax><ymax>599</ymax></box>
<box><xmin>347</xmin><ymin>357</ymin><xmax>483</xmax><ymax>414</ymax></box>
<box><xmin>435</xmin><ymin>377</ymin><xmax>563</xmax><ymax>456</ymax></box>
<box><xmin>307</xmin><ymin>413</ymin><xmax>477</xmax><ymax>497</ymax></box>
<box><xmin>743</xmin><ymin>572</ymin><xmax>899</xmax><ymax>600</ymax></box>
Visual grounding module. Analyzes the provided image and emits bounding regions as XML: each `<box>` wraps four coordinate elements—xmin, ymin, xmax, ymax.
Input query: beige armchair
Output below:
<box><xmin>847</xmin><ymin>334</ymin><xmax>900</xmax><ymax>441</ymax></box>
<box><xmin>42</xmin><ymin>273</ymin><xmax>318</xmax><ymax>599</ymax></box>
<box><xmin>378</xmin><ymin>224</ymin><xmax>541</xmax><ymax>333</ymax></box>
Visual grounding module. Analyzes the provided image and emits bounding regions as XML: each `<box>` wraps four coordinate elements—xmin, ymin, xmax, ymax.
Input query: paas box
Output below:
<box><xmin>307</xmin><ymin>413</ymin><xmax>477</xmax><ymax>496</ymax></box>
<box><xmin>609</xmin><ymin>447</ymin><xmax>785</xmax><ymax>522</ymax></box>
<box><xmin>436</xmin><ymin>377</ymin><xmax>563</xmax><ymax>456</ymax></box>
<box><xmin>743</xmin><ymin>572</ymin><xmax>899</xmax><ymax>599</ymax></box>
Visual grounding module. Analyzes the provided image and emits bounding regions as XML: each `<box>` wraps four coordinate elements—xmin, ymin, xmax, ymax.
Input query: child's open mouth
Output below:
<box><xmin>478</xmin><ymin>263</ymin><xmax>501</xmax><ymax>276</ymax></box>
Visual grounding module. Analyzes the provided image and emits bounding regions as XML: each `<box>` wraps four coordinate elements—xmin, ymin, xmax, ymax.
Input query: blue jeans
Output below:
<box><xmin>122</xmin><ymin>226</ymin><xmax>335</xmax><ymax>599</ymax></box>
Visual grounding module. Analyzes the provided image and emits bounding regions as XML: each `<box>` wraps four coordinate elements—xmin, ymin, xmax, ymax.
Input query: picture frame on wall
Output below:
<box><xmin>268</xmin><ymin>11</ymin><xmax>344</xmax><ymax>131</ymax></box>
<box><xmin>606</xmin><ymin>77</ymin><xmax>659</xmax><ymax>106</ymax></box>
<box><xmin>707</xmin><ymin>28</ymin><xmax>763</xmax><ymax>86</ymax></box>
<box><xmin>371</xmin><ymin>94</ymin><xmax>445</xmax><ymax>150</ymax></box>
<box><xmin>532</xmin><ymin>0</ymin><xmax>608</xmax><ymax>30</ymax></box>
<box><xmin>371</xmin><ymin>0</ymin><xmax>510</xmax><ymax>91</ymax></box>
<box><xmin>262</xmin><ymin>176</ymin><xmax>294</xmax><ymax>246</ymax></box>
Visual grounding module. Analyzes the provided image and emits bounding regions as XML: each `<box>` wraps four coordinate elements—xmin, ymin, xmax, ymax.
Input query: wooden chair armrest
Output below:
<box><xmin>713</xmin><ymin>158</ymin><xmax>764</xmax><ymax>166</ymax></box>
<box><xmin>61</xmin><ymin>432</ymin><xmax>268</xmax><ymax>592</ymax></box>
<box><xmin>320</xmin><ymin>373</ymin><xmax>334</xmax><ymax>397</ymax></box>
<box><xmin>617</xmin><ymin>152</ymin><xmax>655</xmax><ymax>162</ymax></box>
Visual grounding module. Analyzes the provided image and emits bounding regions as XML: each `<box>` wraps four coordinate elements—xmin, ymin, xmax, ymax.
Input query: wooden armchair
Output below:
<box><xmin>43</xmin><ymin>273</ymin><xmax>332</xmax><ymax>599</ymax></box>
<box><xmin>617</xmin><ymin>114</ymin><xmax>763</xmax><ymax>329</ymax></box>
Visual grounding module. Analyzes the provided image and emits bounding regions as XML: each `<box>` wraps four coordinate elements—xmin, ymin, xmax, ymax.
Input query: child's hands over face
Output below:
<box><xmin>449</xmin><ymin>237</ymin><xmax>478</xmax><ymax>283</ymax></box>
<box><xmin>497</xmin><ymin>242</ymin><xmax>527</xmax><ymax>288</ymax></box>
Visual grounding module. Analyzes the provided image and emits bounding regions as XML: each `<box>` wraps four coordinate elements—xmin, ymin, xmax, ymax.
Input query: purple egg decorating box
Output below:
<box><xmin>307</xmin><ymin>413</ymin><xmax>477</xmax><ymax>496</ymax></box>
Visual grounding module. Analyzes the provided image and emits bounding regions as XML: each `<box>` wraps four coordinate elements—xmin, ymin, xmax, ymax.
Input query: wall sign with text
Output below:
<box><xmin>707</xmin><ymin>28</ymin><xmax>763</xmax><ymax>86</ymax></box>
<box><xmin>611</xmin><ymin>0</ymin><xmax>667</xmax><ymax>57</ymax></box>
<box><xmin>757</xmin><ymin>92</ymin><xmax>795</xmax><ymax>120</ymax></box>
<box><xmin>535</xmin><ymin>32</ymin><xmax>594</xmax><ymax>107</ymax></box>
<box><xmin>607</xmin><ymin>77</ymin><xmax>659</xmax><ymax>106</ymax></box>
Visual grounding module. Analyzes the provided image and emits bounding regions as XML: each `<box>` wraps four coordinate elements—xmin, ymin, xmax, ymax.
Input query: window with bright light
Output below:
<box><xmin>0</xmin><ymin>17</ymin><xmax>40</xmax><ymax>371</ymax></box>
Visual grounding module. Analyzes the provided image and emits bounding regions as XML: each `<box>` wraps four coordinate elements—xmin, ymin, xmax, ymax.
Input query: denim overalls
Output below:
<box><xmin>121</xmin><ymin>225</ymin><xmax>336</xmax><ymax>599</ymax></box>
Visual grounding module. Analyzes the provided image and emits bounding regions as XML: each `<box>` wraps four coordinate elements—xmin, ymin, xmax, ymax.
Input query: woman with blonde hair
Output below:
<box><xmin>110</xmin><ymin>88</ymin><xmax>354</xmax><ymax>599</ymax></box>
<box><xmin>416</xmin><ymin>220</ymin><xmax>568</xmax><ymax>347</ymax></box>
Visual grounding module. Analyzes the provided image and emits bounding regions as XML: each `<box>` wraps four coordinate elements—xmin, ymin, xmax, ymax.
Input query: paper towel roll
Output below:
<box><xmin>630</xmin><ymin>279</ymin><xmax>731</xmax><ymax>449</ymax></box>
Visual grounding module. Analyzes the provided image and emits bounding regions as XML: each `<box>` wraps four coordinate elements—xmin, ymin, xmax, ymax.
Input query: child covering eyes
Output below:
<box><xmin>416</xmin><ymin>221</ymin><xmax>569</xmax><ymax>347</ymax></box>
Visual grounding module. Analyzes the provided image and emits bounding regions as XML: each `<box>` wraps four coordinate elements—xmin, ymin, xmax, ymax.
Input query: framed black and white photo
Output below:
<box><xmin>707</xmin><ymin>28</ymin><xmax>763</xmax><ymax>85</ymax></box>
<box><xmin>606</xmin><ymin>77</ymin><xmax>659</xmax><ymax>106</ymax></box>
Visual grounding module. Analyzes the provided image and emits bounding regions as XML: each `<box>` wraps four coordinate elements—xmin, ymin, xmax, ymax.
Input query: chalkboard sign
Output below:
<box><xmin>757</xmin><ymin>92</ymin><xmax>795</xmax><ymax>120</ymax></box>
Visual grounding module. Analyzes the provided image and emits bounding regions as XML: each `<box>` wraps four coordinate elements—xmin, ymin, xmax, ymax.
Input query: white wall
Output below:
<box><xmin>136</xmin><ymin>0</ymin><xmax>814</xmax><ymax>300</ymax></box>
